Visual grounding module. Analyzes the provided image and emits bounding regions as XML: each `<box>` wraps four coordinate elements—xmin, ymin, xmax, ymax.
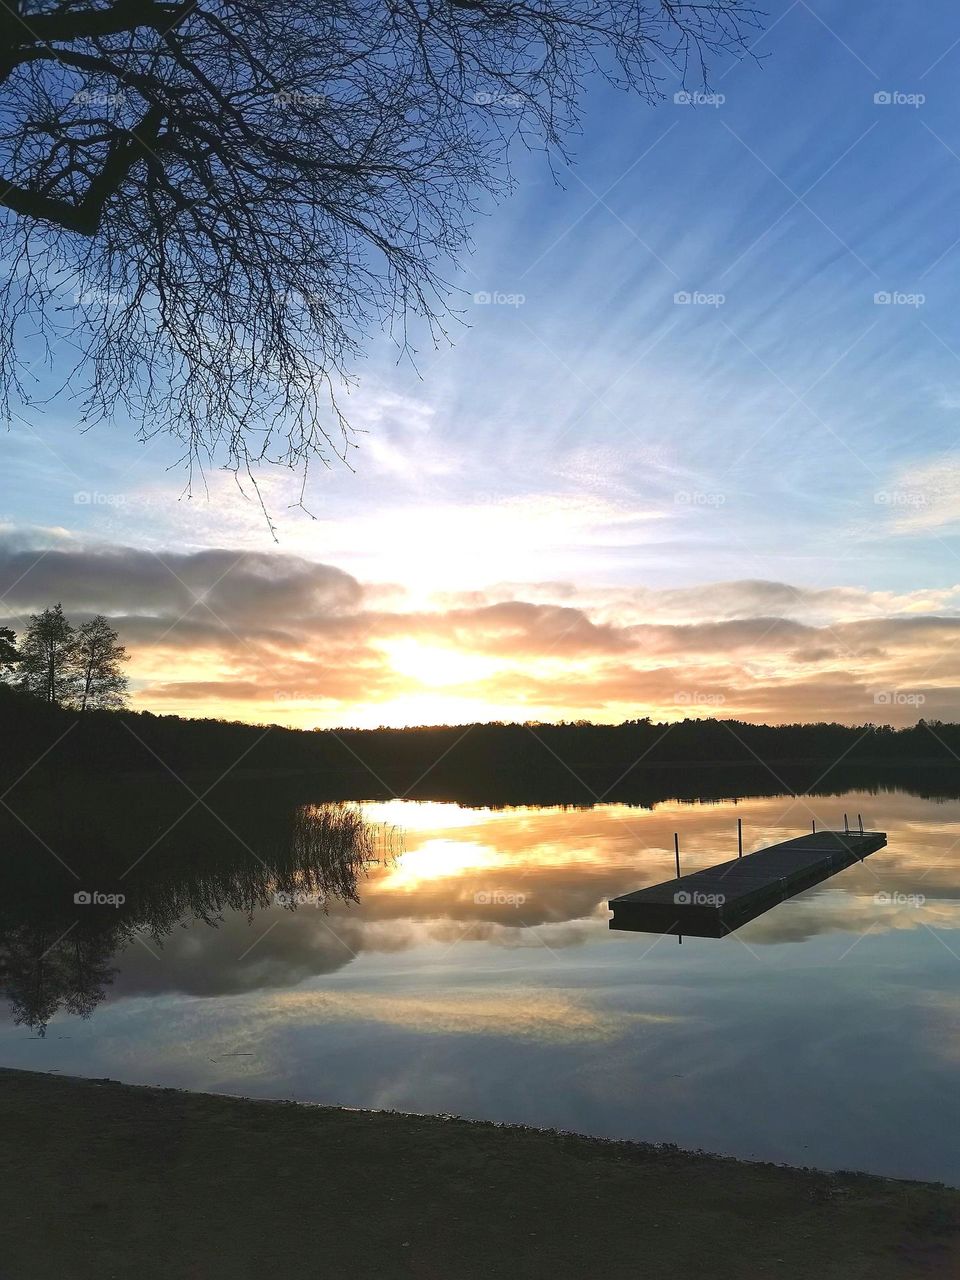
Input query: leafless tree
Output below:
<box><xmin>0</xmin><ymin>0</ymin><xmax>760</xmax><ymax>514</ymax></box>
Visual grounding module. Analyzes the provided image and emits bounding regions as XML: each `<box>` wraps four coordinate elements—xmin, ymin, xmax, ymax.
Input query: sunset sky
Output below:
<box><xmin>5</xmin><ymin>0</ymin><xmax>960</xmax><ymax>729</ymax></box>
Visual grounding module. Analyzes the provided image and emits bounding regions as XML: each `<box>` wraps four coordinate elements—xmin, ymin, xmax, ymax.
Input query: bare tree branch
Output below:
<box><xmin>0</xmin><ymin>0</ymin><xmax>763</xmax><ymax>505</ymax></box>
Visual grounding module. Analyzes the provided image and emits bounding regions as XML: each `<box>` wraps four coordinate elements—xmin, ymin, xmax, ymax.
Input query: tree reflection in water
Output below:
<box><xmin>0</xmin><ymin>788</ymin><xmax>401</xmax><ymax>1036</ymax></box>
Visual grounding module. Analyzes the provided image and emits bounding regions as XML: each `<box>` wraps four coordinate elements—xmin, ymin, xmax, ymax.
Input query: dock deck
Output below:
<box><xmin>609</xmin><ymin>829</ymin><xmax>887</xmax><ymax>937</ymax></box>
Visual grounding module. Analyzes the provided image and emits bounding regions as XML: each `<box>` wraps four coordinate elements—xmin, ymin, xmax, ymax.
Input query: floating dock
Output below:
<box><xmin>609</xmin><ymin>829</ymin><xmax>886</xmax><ymax>937</ymax></box>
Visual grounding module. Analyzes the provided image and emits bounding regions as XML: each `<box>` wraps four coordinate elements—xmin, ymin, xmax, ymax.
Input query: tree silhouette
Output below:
<box><xmin>18</xmin><ymin>603</ymin><xmax>76</xmax><ymax>704</ymax></box>
<box><xmin>14</xmin><ymin>606</ymin><xmax>128</xmax><ymax>708</ymax></box>
<box><xmin>0</xmin><ymin>626</ymin><xmax>17</xmax><ymax>674</ymax></box>
<box><xmin>73</xmin><ymin>614</ymin><xmax>128</xmax><ymax>710</ymax></box>
<box><xmin>0</xmin><ymin>0</ymin><xmax>759</xmax><ymax>499</ymax></box>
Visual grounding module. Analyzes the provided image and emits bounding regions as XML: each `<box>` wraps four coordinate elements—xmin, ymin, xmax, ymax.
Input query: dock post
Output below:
<box><xmin>812</xmin><ymin>819</ymin><xmax>816</xmax><ymax>834</ymax></box>
<box><xmin>858</xmin><ymin>813</ymin><xmax>864</xmax><ymax>835</ymax></box>
<box><xmin>674</xmin><ymin>832</ymin><xmax>681</xmax><ymax>879</ymax></box>
<box><xmin>738</xmin><ymin>817</ymin><xmax>742</xmax><ymax>858</ymax></box>
<box><xmin>844</xmin><ymin>813</ymin><xmax>849</xmax><ymax>833</ymax></box>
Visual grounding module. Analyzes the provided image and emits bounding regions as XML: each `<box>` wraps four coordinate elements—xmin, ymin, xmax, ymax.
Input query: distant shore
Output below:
<box><xmin>2</xmin><ymin>1069</ymin><xmax>958</xmax><ymax>1279</ymax></box>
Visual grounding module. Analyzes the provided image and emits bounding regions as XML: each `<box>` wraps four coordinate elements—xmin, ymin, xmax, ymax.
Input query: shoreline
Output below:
<box><xmin>2</xmin><ymin>1068</ymin><xmax>959</xmax><ymax>1278</ymax></box>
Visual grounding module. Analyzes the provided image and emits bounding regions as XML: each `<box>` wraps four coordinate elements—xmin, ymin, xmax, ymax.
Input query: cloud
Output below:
<box><xmin>2</xmin><ymin>531</ymin><xmax>960</xmax><ymax>727</ymax></box>
<box><xmin>435</xmin><ymin>579</ymin><xmax>960</xmax><ymax>626</ymax></box>
<box><xmin>878</xmin><ymin>455</ymin><xmax>960</xmax><ymax>533</ymax></box>
<box><xmin>0</xmin><ymin>543</ymin><xmax>362</xmax><ymax>627</ymax></box>
<box><xmin>261</xmin><ymin>987</ymin><xmax>652</xmax><ymax>1043</ymax></box>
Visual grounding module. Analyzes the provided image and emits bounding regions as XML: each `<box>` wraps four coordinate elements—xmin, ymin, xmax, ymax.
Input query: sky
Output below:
<box><xmin>5</xmin><ymin>0</ymin><xmax>960</xmax><ymax>728</ymax></box>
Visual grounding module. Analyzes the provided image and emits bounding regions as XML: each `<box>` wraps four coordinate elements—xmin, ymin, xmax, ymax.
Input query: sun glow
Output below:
<box><xmin>378</xmin><ymin>838</ymin><xmax>503</xmax><ymax>889</ymax></box>
<box><xmin>362</xmin><ymin>800</ymin><xmax>489</xmax><ymax>832</ymax></box>
<box><xmin>382</xmin><ymin>639</ymin><xmax>502</xmax><ymax>688</ymax></box>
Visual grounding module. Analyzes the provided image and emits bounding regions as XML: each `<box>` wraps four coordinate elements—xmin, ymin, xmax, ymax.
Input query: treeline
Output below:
<box><xmin>1</xmin><ymin>605</ymin><xmax>127</xmax><ymax>711</ymax></box>
<box><xmin>1</xmin><ymin>684</ymin><xmax>958</xmax><ymax>797</ymax></box>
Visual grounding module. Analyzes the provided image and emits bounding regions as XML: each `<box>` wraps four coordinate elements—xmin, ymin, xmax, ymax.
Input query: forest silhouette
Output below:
<box><xmin>2</xmin><ymin>683</ymin><xmax>960</xmax><ymax>806</ymax></box>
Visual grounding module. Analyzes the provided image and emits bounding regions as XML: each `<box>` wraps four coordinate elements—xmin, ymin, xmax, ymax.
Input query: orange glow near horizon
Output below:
<box><xmin>119</xmin><ymin>582</ymin><xmax>960</xmax><ymax>731</ymax></box>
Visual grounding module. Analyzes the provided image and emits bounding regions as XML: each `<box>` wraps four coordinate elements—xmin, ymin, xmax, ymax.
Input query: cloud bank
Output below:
<box><xmin>2</xmin><ymin>532</ymin><xmax>959</xmax><ymax>727</ymax></box>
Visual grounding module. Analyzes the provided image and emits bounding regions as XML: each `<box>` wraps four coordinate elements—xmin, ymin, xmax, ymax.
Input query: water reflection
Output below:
<box><xmin>4</xmin><ymin>777</ymin><xmax>960</xmax><ymax>1026</ymax></box>
<box><xmin>3</xmin><ymin>773</ymin><xmax>960</xmax><ymax>1182</ymax></box>
<box><xmin>0</xmin><ymin>795</ymin><xmax>398</xmax><ymax>1035</ymax></box>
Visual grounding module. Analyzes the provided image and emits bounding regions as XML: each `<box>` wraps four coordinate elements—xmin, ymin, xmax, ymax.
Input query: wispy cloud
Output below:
<box><xmin>878</xmin><ymin>454</ymin><xmax>960</xmax><ymax>533</ymax></box>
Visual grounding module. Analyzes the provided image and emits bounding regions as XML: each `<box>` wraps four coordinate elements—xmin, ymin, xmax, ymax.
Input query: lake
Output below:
<box><xmin>2</xmin><ymin>778</ymin><xmax>960</xmax><ymax>1184</ymax></box>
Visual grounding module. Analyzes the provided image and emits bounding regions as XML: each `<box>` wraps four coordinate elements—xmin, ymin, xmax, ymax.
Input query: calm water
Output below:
<box><xmin>3</xmin><ymin>784</ymin><xmax>960</xmax><ymax>1184</ymax></box>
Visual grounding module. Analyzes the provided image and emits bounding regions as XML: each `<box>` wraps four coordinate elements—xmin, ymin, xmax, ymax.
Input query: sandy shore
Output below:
<box><xmin>2</xmin><ymin>1068</ymin><xmax>958</xmax><ymax>1279</ymax></box>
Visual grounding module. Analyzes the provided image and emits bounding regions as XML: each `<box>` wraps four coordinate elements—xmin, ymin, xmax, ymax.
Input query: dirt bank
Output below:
<box><xmin>1</xmin><ymin>1068</ymin><xmax>958</xmax><ymax>1279</ymax></box>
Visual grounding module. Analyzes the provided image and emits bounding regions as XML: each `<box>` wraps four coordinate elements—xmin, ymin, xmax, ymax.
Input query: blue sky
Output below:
<box><xmin>5</xmin><ymin>0</ymin><xmax>960</xmax><ymax>726</ymax></box>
